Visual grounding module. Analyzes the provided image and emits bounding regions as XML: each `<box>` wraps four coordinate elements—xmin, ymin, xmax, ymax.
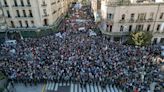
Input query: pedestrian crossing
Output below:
<box><xmin>45</xmin><ymin>82</ymin><xmax>123</xmax><ymax>92</ymax></box>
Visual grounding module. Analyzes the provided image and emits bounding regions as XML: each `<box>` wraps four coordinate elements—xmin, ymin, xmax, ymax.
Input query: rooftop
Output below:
<box><xmin>104</xmin><ymin>0</ymin><xmax>164</xmax><ymax>6</ymax></box>
<box><xmin>130</xmin><ymin>0</ymin><xmax>164</xmax><ymax>4</ymax></box>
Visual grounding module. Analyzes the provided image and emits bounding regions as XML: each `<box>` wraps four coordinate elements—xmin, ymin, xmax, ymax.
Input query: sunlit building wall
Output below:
<box><xmin>0</xmin><ymin>0</ymin><xmax>74</xmax><ymax>31</ymax></box>
<box><xmin>93</xmin><ymin>0</ymin><xmax>164</xmax><ymax>44</ymax></box>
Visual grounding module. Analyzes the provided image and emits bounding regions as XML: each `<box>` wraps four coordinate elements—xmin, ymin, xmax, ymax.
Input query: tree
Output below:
<box><xmin>127</xmin><ymin>31</ymin><xmax>153</xmax><ymax>46</ymax></box>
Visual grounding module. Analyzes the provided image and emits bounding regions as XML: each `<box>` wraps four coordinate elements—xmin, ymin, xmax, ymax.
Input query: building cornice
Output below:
<box><xmin>106</xmin><ymin>2</ymin><xmax>164</xmax><ymax>7</ymax></box>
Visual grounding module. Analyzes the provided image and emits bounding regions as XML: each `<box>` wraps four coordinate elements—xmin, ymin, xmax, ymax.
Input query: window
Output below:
<box><xmin>44</xmin><ymin>19</ymin><xmax>48</xmax><ymax>26</ymax></box>
<box><xmin>19</xmin><ymin>21</ymin><xmax>22</xmax><ymax>27</ymax></box>
<box><xmin>156</xmin><ymin>24</ymin><xmax>161</xmax><ymax>31</ymax></box>
<box><xmin>136</xmin><ymin>25</ymin><xmax>144</xmax><ymax>31</ymax></box>
<box><xmin>6</xmin><ymin>10</ymin><xmax>11</xmax><ymax>18</ymax></box>
<box><xmin>23</xmin><ymin>10</ymin><xmax>26</xmax><ymax>17</ymax></box>
<box><xmin>129</xmin><ymin>25</ymin><xmax>132</xmax><ymax>32</ymax></box>
<box><xmin>29</xmin><ymin>10</ymin><xmax>33</xmax><ymax>17</ymax></box>
<box><xmin>43</xmin><ymin>9</ymin><xmax>47</xmax><ymax>15</ymax></box>
<box><xmin>130</xmin><ymin>13</ymin><xmax>134</xmax><ymax>20</ymax></box>
<box><xmin>120</xmin><ymin>25</ymin><xmax>124</xmax><ymax>32</ymax></box>
<box><xmin>138</xmin><ymin>13</ymin><xmax>146</xmax><ymax>20</ymax></box>
<box><xmin>159</xmin><ymin>13</ymin><xmax>164</xmax><ymax>19</ymax></box>
<box><xmin>121</xmin><ymin>14</ymin><xmax>125</xmax><ymax>20</ymax></box>
<box><xmin>3</xmin><ymin>0</ymin><xmax>8</xmax><ymax>6</ymax></box>
<box><xmin>14</xmin><ymin>0</ymin><xmax>18</xmax><ymax>6</ymax></box>
<box><xmin>149</xmin><ymin>12</ymin><xmax>154</xmax><ymax>19</ymax></box>
<box><xmin>25</xmin><ymin>21</ymin><xmax>29</xmax><ymax>27</ymax></box>
<box><xmin>42</xmin><ymin>0</ymin><xmax>46</xmax><ymax>6</ymax></box>
<box><xmin>27</xmin><ymin>0</ymin><xmax>31</xmax><ymax>5</ymax></box>
<box><xmin>107</xmin><ymin>13</ymin><xmax>113</xmax><ymax>20</ymax></box>
<box><xmin>109</xmin><ymin>25</ymin><xmax>112</xmax><ymax>32</ymax></box>
<box><xmin>11</xmin><ymin>21</ymin><xmax>15</xmax><ymax>28</ymax></box>
<box><xmin>20</xmin><ymin>0</ymin><xmax>24</xmax><ymax>6</ymax></box>
<box><xmin>147</xmin><ymin>25</ymin><xmax>151</xmax><ymax>31</ymax></box>
<box><xmin>16</xmin><ymin>10</ymin><xmax>20</xmax><ymax>17</ymax></box>
<box><xmin>31</xmin><ymin>20</ymin><xmax>34</xmax><ymax>24</ymax></box>
<box><xmin>31</xmin><ymin>21</ymin><xmax>34</xmax><ymax>26</ymax></box>
<box><xmin>43</xmin><ymin>1</ymin><xmax>46</xmax><ymax>4</ymax></box>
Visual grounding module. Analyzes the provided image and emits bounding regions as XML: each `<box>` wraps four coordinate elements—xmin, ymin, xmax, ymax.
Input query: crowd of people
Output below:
<box><xmin>0</xmin><ymin>4</ymin><xmax>163</xmax><ymax>92</ymax></box>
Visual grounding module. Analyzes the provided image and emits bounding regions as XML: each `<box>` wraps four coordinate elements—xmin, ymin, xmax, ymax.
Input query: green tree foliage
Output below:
<box><xmin>127</xmin><ymin>31</ymin><xmax>153</xmax><ymax>46</ymax></box>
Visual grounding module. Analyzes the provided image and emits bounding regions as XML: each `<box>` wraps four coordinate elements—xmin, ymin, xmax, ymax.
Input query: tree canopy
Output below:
<box><xmin>127</xmin><ymin>31</ymin><xmax>153</xmax><ymax>46</ymax></box>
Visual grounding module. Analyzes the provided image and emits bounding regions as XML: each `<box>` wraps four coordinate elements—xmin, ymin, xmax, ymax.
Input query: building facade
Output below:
<box><xmin>91</xmin><ymin>0</ymin><xmax>101</xmax><ymax>22</ymax></box>
<box><xmin>0</xmin><ymin>0</ymin><xmax>74</xmax><ymax>31</ymax></box>
<box><xmin>0</xmin><ymin>2</ymin><xmax>6</xmax><ymax>32</ymax></box>
<box><xmin>92</xmin><ymin>0</ymin><xmax>164</xmax><ymax>44</ymax></box>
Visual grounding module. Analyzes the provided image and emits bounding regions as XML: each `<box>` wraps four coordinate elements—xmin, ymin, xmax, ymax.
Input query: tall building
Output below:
<box><xmin>0</xmin><ymin>2</ymin><xmax>6</xmax><ymax>32</ymax></box>
<box><xmin>0</xmin><ymin>0</ymin><xmax>74</xmax><ymax>31</ymax></box>
<box><xmin>92</xmin><ymin>0</ymin><xmax>164</xmax><ymax>44</ymax></box>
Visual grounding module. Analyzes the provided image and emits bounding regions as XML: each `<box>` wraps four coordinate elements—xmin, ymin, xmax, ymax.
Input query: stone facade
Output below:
<box><xmin>91</xmin><ymin>0</ymin><xmax>164</xmax><ymax>44</ymax></box>
<box><xmin>0</xmin><ymin>2</ymin><xmax>6</xmax><ymax>32</ymax></box>
<box><xmin>0</xmin><ymin>0</ymin><xmax>74</xmax><ymax>31</ymax></box>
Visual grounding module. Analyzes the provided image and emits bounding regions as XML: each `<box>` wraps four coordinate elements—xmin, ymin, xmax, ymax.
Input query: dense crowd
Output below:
<box><xmin>0</xmin><ymin>5</ymin><xmax>163</xmax><ymax>92</ymax></box>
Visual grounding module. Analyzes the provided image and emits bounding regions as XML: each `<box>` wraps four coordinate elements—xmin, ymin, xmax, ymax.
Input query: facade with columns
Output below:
<box><xmin>92</xmin><ymin>0</ymin><xmax>164</xmax><ymax>44</ymax></box>
<box><xmin>0</xmin><ymin>0</ymin><xmax>74</xmax><ymax>32</ymax></box>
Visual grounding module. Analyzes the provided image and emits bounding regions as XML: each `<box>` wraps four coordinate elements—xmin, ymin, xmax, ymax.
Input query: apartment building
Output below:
<box><xmin>92</xmin><ymin>0</ymin><xmax>164</xmax><ymax>44</ymax></box>
<box><xmin>0</xmin><ymin>0</ymin><xmax>74</xmax><ymax>31</ymax></box>
<box><xmin>0</xmin><ymin>2</ymin><xmax>6</xmax><ymax>32</ymax></box>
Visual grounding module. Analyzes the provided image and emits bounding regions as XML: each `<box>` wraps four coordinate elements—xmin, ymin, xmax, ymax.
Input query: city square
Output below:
<box><xmin>0</xmin><ymin>0</ymin><xmax>164</xmax><ymax>92</ymax></box>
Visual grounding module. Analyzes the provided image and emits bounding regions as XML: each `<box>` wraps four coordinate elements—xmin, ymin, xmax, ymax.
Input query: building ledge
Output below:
<box><xmin>106</xmin><ymin>2</ymin><xmax>164</xmax><ymax>7</ymax></box>
<box><xmin>8</xmin><ymin>27</ymin><xmax>38</xmax><ymax>31</ymax></box>
<box><xmin>101</xmin><ymin>30</ymin><xmax>129</xmax><ymax>36</ymax></box>
<box><xmin>153</xmin><ymin>32</ymin><xmax>164</xmax><ymax>37</ymax></box>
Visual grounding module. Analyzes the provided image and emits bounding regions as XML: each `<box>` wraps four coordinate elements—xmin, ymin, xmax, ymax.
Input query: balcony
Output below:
<box><xmin>12</xmin><ymin>4</ymin><xmax>31</xmax><ymax>7</ymax></box>
<box><xmin>19</xmin><ymin>5</ymin><xmax>25</xmax><ymax>7</ymax></box>
<box><xmin>5</xmin><ymin>16</ymin><xmax>11</xmax><ymax>18</ymax></box>
<box><xmin>26</xmin><ymin>4</ymin><xmax>31</xmax><ymax>7</ymax></box>
<box><xmin>15</xmin><ymin>16</ymin><xmax>33</xmax><ymax>18</ymax></box>
<box><xmin>146</xmin><ymin>18</ymin><xmax>153</xmax><ymax>22</ymax></box>
<box><xmin>107</xmin><ymin>18</ymin><xmax>113</xmax><ymax>22</ymax></box>
<box><xmin>135</xmin><ymin>19</ymin><xmax>146</xmax><ymax>23</ymax></box>
<box><xmin>119</xmin><ymin>19</ymin><xmax>125</xmax><ymax>23</ymax></box>
<box><xmin>2</xmin><ymin>5</ymin><xmax>9</xmax><ymax>7</ymax></box>
<box><xmin>42</xmin><ymin>14</ymin><xmax>49</xmax><ymax>17</ymax></box>
<box><xmin>8</xmin><ymin>27</ymin><xmax>37</xmax><ymax>31</ymax></box>
<box><xmin>128</xmin><ymin>19</ymin><xmax>135</xmax><ymax>23</ymax></box>
<box><xmin>101</xmin><ymin>30</ymin><xmax>129</xmax><ymax>36</ymax></box>
<box><xmin>41</xmin><ymin>3</ymin><xmax>47</xmax><ymax>7</ymax></box>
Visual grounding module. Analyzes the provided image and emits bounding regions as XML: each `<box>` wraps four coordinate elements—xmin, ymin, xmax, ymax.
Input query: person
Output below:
<box><xmin>0</xmin><ymin>4</ymin><xmax>163</xmax><ymax>92</ymax></box>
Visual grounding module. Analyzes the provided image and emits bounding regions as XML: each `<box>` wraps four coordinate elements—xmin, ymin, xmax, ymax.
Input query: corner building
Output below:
<box><xmin>0</xmin><ymin>0</ymin><xmax>74</xmax><ymax>31</ymax></box>
<box><xmin>92</xmin><ymin>0</ymin><xmax>164</xmax><ymax>44</ymax></box>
